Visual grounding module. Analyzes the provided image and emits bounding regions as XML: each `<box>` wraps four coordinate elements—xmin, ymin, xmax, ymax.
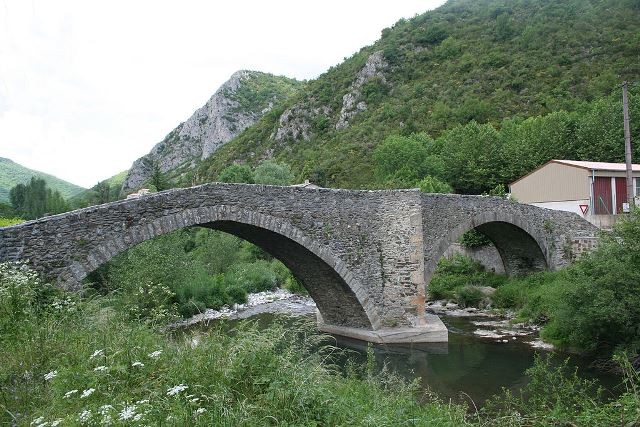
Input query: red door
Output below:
<box><xmin>615</xmin><ymin>177</ymin><xmax>628</xmax><ymax>213</ymax></box>
<box><xmin>593</xmin><ymin>177</ymin><xmax>612</xmax><ymax>214</ymax></box>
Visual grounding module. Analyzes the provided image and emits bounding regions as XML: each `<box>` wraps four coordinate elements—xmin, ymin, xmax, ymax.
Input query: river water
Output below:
<box><xmin>184</xmin><ymin>291</ymin><xmax>621</xmax><ymax>406</ymax></box>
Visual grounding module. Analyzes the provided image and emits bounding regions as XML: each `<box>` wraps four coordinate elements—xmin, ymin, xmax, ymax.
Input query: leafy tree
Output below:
<box><xmin>416</xmin><ymin>176</ymin><xmax>452</xmax><ymax>193</ymax></box>
<box><xmin>373</xmin><ymin>134</ymin><xmax>444</xmax><ymax>188</ymax></box>
<box><xmin>254</xmin><ymin>160</ymin><xmax>294</xmax><ymax>185</ymax></box>
<box><xmin>437</xmin><ymin>121</ymin><xmax>505</xmax><ymax>194</ymax></box>
<box><xmin>218</xmin><ymin>164</ymin><xmax>255</xmax><ymax>184</ymax></box>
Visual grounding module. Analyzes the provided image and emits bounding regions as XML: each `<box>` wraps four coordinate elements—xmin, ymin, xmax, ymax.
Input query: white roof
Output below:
<box><xmin>552</xmin><ymin>159</ymin><xmax>640</xmax><ymax>171</ymax></box>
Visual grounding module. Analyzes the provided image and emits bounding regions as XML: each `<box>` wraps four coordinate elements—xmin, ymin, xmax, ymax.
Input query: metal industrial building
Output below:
<box><xmin>509</xmin><ymin>160</ymin><xmax>640</xmax><ymax>228</ymax></box>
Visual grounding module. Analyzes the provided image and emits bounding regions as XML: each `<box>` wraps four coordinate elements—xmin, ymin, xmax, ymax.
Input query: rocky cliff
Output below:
<box><xmin>121</xmin><ymin>70</ymin><xmax>300</xmax><ymax>193</ymax></box>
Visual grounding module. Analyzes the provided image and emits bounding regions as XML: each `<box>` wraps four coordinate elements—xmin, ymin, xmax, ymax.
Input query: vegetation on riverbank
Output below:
<box><xmin>89</xmin><ymin>227</ymin><xmax>303</xmax><ymax>319</ymax></box>
<box><xmin>2</xmin><ymin>262</ymin><xmax>640</xmax><ymax>426</ymax></box>
<box><xmin>430</xmin><ymin>209</ymin><xmax>640</xmax><ymax>357</ymax></box>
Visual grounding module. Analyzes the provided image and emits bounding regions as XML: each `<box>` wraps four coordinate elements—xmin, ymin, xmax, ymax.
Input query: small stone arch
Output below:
<box><xmin>426</xmin><ymin>211</ymin><xmax>551</xmax><ymax>284</ymax></box>
<box><xmin>62</xmin><ymin>205</ymin><xmax>379</xmax><ymax>329</ymax></box>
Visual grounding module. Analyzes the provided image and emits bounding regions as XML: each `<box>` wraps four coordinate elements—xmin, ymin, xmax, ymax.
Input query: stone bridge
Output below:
<box><xmin>0</xmin><ymin>184</ymin><xmax>597</xmax><ymax>343</ymax></box>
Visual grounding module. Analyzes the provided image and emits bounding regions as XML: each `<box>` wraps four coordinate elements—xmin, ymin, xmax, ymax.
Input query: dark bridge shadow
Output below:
<box><xmin>208</xmin><ymin>221</ymin><xmax>372</xmax><ymax>328</ymax></box>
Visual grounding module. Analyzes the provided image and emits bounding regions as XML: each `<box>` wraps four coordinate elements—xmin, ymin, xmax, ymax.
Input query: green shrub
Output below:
<box><xmin>225</xmin><ymin>260</ymin><xmax>279</xmax><ymax>293</ymax></box>
<box><xmin>456</xmin><ymin>285</ymin><xmax>485</xmax><ymax>308</ymax></box>
<box><xmin>459</xmin><ymin>229</ymin><xmax>492</xmax><ymax>248</ymax></box>
<box><xmin>0</xmin><ymin>217</ymin><xmax>24</xmax><ymax>227</ymax></box>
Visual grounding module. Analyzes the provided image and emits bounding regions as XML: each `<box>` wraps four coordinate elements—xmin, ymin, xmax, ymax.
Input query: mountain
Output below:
<box><xmin>190</xmin><ymin>0</ymin><xmax>640</xmax><ymax>190</ymax></box>
<box><xmin>121</xmin><ymin>70</ymin><xmax>301</xmax><ymax>193</ymax></box>
<box><xmin>0</xmin><ymin>157</ymin><xmax>85</xmax><ymax>203</ymax></box>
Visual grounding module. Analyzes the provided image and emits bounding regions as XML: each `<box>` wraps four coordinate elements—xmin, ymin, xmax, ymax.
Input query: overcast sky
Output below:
<box><xmin>0</xmin><ymin>0</ymin><xmax>445</xmax><ymax>187</ymax></box>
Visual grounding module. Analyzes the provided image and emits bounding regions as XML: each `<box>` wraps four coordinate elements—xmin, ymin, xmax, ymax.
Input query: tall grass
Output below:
<box><xmin>0</xmin><ymin>262</ymin><xmax>469</xmax><ymax>426</ymax></box>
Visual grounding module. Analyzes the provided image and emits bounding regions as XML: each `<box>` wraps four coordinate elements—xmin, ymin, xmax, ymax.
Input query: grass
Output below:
<box><xmin>1</xmin><ymin>262</ymin><xmax>640</xmax><ymax>426</ymax></box>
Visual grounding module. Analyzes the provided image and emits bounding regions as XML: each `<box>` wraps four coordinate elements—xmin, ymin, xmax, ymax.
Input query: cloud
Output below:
<box><xmin>0</xmin><ymin>0</ymin><xmax>445</xmax><ymax>187</ymax></box>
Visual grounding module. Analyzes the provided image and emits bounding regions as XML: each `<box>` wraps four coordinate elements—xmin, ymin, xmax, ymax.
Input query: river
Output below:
<box><xmin>180</xmin><ymin>290</ymin><xmax>621</xmax><ymax>406</ymax></box>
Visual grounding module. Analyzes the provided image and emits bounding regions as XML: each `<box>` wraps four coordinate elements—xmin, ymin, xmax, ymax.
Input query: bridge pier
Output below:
<box><xmin>317</xmin><ymin>312</ymin><xmax>448</xmax><ymax>344</ymax></box>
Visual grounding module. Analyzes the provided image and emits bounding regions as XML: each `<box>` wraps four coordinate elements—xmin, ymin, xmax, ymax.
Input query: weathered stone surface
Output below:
<box><xmin>122</xmin><ymin>71</ymin><xmax>297</xmax><ymax>193</ymax></box>
<box><xmin>335</xmin><ymin>51</ymin><xmax>389</xmax><ymax>130</ymax></box>
<box><xmin>0</xmin><ymin>185</ymin><xmax>597</xmax><ymax>343</ymax></box>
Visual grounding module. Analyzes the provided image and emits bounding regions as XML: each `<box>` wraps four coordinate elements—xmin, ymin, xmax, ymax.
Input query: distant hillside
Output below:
<box><xmin>121</xmin><ymin>70</ymin><xmax>301</xmax><ymax>194</ymax></box>
<box><xmin>0</xmin><ymin>158</ymin><xmax>85</xmax><ymax>203</ymax></box>
<box><xmin>192</xmin><ymin>0</ymin><xmax>640</xmax><ymax>189</ymax></box>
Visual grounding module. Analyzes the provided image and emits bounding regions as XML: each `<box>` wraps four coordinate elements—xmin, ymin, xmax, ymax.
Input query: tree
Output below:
<box><xmin>93</xmin><ymin>181</ymin><xmax>112</xmax><ymax>205</ymax></box>
<box><xmin>437</xmin><ymin>121</ymin><xmax>505</xmax><ymax>194</ymax></box>
<box><xmin>9</xmin><ymin>178</ymin><xmax>68</xmax><ymax>219</ymax></box>
<box><xmin>218</xmin><ymin>164</ymin><xmax>254</xmax><ymax>184</ymax></box>
<box><xmin>416</xmin><ymin>176</ymin><xmax>453</xmax><ymax>193</ymax></box>
<box><xmin>373</xmin><ymin>133</ymin><xmax>445</xmax><ymax>188</ymax></box>
<box><xmin>254</xmin><ymin>161</ymin><xmax>294</xmax><ymax>185</ymax></box>
<box><xmin>149</xmin><ymin>163</ymin><xmax>169</xmax><ymax>191</ymax></box>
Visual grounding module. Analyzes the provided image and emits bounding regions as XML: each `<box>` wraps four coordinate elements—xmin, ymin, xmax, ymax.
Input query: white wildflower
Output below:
<box><xmin>132</xmin><ymin>361</ymin><xmax>144</xmax><ymax>368</ymax></box>
<box><xmin>30</xmin><ymin>417</ymin><xmax>45</xmax><ymax>426</ymax></box>
<box><xmin>81</xmin><ymin>388</ymin><xmax>95</xmax><ymax>398</ymax></box>
<box><xmin>118</xmin><ymin>405</ymin><xmax>137</xmax><ymax>421</ymax></box>
<box><xmin>44</xmin><ymin>370</ymin><xmax>57</xmax><ymax>381</ymax></box>
<box><xmin>64</xmin><ymin>389</ymin><xmax>78</xmax><ymax>398</ymax></box>
<box><xmin>78</xmin><ymin>409</ymin><xmax>92</xmax><ymax>422</ymax></box>
<box><xmin>51</xmin><ymin>420</ymin><xmax>62</xmax><ymax>427</ymax></box>
<box><xmin>93</xmin><ymin>365</ymin><xmax>108</xmax><ymax>372</ymax></box>
<box><xmin>189</xmin><ymin>396</ymin><xmax>200</xmax><ymax>403</ymax></box>
<box><xmin>166</xmin><ymin>384</ymin><xmax>188</xmax><ymax>396</ymax></box>
<box><xmin>34</xmin><ymin>422</ymin><xmax>48</xmax><ymax>427</ymax></box>
<box><xmin>89</xmin><ymin>349</ymin><xmax>104</xmax><ymax>360</ymax></box>
<box><xmin>136</xmin><ymin>399</ymin><xmax>149</xmax><ymax>405</ymax></box>
<box><xmin>147</xmin><ymin>350</ymin><xmax>162</xmax><ymax>359</ymax></box>
<box><xmin>195</xmin><ymin>407</ymin><xmax>207</xmax><ymax>415</ymax></box>
<box><xmin>99</xmin><ymin>404</ymin><xmax>114</xmax><ymax>415</ymax></box>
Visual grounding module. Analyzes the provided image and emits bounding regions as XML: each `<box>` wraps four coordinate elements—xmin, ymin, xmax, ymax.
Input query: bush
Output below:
<box><xmin>458</xmin><ymin>229</ymin><xmax>492</xmax><ymax>248</ymax></box>
<box><xmin>456</xmin><ymin>285</ymin><xmax>485</xmax><ymax>308</ymax></box>
<box><xmin>225</xmin><ymin>260</ymin><xmax>279</xmax><ymax>293</ymax></box>
<box><xmin>428</xmin><ymin>254</ymin><xmax>506</xmax><ymax>300</ymax></box>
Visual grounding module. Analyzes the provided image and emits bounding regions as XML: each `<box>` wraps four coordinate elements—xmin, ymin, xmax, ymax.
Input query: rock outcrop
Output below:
<box><xmin>121</xmin><ymin>70</ymin><xmax>299</xmax><ymax>194</ymax></box>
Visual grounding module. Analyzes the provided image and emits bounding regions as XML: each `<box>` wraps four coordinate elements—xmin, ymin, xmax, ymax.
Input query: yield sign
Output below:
<box><xmin>579</xmin><ymin>204</ymin><xmax>589</xmax><ymax>215</ymax></box>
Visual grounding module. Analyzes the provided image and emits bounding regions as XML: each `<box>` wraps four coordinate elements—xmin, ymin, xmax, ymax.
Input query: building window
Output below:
<box><xmin>636</xmin><ymin>177</ymin><xmax>640</xmax><ymax>198</ymax></box>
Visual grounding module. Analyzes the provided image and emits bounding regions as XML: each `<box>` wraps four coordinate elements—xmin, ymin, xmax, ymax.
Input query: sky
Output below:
<box><xmin>0</xmin><ymin>0</ymin><xmax>446</xmax><ymax>188</ymax></box>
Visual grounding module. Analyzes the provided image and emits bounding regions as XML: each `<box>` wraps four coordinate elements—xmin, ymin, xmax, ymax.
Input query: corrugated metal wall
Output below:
<box><xmin>594</xmin><ymin>177</ymin><xmax>613</xmax><ymax>214</ymax></box>
<box><xmin>510</xmin><ymin>162</ymin><xmax>589</xmax><ymax>203</ymax></box>
<box><xmin>615</xmin><ymin>177</ymin><xmax>628</xmax><ymax>213</ymax></box>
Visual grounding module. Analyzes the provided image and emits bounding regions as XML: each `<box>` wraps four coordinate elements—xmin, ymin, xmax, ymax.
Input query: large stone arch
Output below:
<box><xmin>426</xmin><ymin>211</ymin><xmax>551</xmax><ymax>284</ymax></box>
<box><xmin>64</xmin><ymin>205</ymin><xmax>378</xmax><ymax>329</ymax></box>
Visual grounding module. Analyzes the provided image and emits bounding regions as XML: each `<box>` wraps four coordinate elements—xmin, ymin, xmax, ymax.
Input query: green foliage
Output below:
<box><xmin>459</xmin><ymin>229</ymin><xmax>492</xmax><ymax>248</ymax></box>
<box><xmin>429</xmin><ymin>254</ymin><xmax>506</xmax><ymax>300</ymax></box>
<box><xmin>253</xmin><ymin>160</ymin><xmax>294</xmax><ymax>185</ymax></box>
<box><xmin>0</xmin><ymin>157</ymin><xmax>84</xmax><ymax>203</ymax></box>
<box><xmin>455</xmin><ymin>285</ymin><xmax>485</xmax><ymax>308</ymax></box>
<box><xmin>373</xmin><ymin>133</ymin><xmax>444</xmax><ymax>188</ymax></box>
<box><xmin>416</xmin><ymin>176</ymin><xmax>452</xmax><ymax>193</ymax></box>
<box><xmin>227</xmin><ymin>71</ymin><xmax>301</xmax><ymax>115</ymax></box>
<box><xmin>218</xmin><ymin>164</ymin><xmax>255</xmax><ymax>183</ymax></box>
<box><xmin>91</xmin><ymin>227</ymin><xmax>301</xmax><ymax>320</ymax></box>
<box><xmin>224</xmin><ymin>260</ymin><xmax>279</xmax><ymax>293</ymax></box>
<box><xmin>193</xmin><ymin>0</ymin><xmax>640</xmax><ymax>192</ymax></box>
<box><xmin>0</xmin><ymin>264</ymin><xmax>471</xmax><ymax>426</ymax></box>
<box><xmin>0</xmin><ymin>217</ymin><xmax>24</xmax><ymax>227</ymax></box>
<box><xmin>9</xmin><ymin>177</ymin><xmax>70</xmax><ymax>219</ymax></box>
<box><xmin>541</xmin><ymin>210</ymin><xmax>640</xmax><ymax>354</ymax></box>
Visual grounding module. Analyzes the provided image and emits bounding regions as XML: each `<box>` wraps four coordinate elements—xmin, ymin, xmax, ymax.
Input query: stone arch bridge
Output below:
<box><xmin>0</xmin><ymin>184</ymin><xmax>597</xmax><ymax>343</ymax></box>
